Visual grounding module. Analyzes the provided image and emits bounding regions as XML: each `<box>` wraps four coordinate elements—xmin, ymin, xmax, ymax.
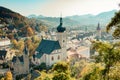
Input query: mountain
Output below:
<box><xmin>66</xmin><ymin>10</ymin><xmax>117</xmax><ymax>26</ymax></box>
<box><xmin>36</xmin><ymin>17</ymin><xmax>80</xmax><ymax>28</ymax></box>
<box><xmin>28</xmin><ymin>10</ymin><xmax>117</xmax><ymax>30</ymax></box>
<box><xmin>28</xmin><ymin>14</ymin><xmax>45</xmax><ymax>18</ymax></box>
<box><xmin>28</xmin><ymin>14</ymin><xmax>37</xmax><ymax>18</ymax></box>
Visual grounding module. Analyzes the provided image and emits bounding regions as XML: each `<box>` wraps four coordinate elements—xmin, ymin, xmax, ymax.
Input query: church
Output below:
<box><xmin>32</xmin><ymin>16</ymin><xmax>67</xmax><ymax>66</ymax></box>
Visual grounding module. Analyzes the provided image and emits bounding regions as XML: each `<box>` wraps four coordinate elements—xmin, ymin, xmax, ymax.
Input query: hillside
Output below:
<box><xmin>0</xmin><ymin>6</ymin><xmax>25</xmax><ymax>20</ymax></box>
<box><xmin>0</xmin><ymin>6</ymin><xmax>36</xmax><ymax>38</ymax></box>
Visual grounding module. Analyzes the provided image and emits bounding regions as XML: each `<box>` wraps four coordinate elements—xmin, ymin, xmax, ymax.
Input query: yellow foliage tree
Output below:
<box><xmin>5</xmin><ymin>71</ymin><xmax>13</xmax><ymax>80</ymax></box>
<box><xmin>27</xmin><ymin>27</ymin><xmax>34</xmax><ymax>36</ymax></box>
<box><xmin>17</xmin><ymin>40</ymin><xmax>24</xmax><ymax>52</ymax></box>
<box><xmin>11</xmin><ymin>39</ymin><xmax>18</xmax><ymax>48</ymax></box>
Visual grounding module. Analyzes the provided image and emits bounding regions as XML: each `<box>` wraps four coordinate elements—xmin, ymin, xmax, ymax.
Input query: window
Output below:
<box><xmin>51</xmin><ymin>56</ymin><xmax>54</xmax><ymax>61</ymax></box>
<box><xmin>63</xmin><ymin>40</ymin><xmax>65</xmax><ymax>42</ymax></box>
<box><xmin>58</xmin><ymin>55</ymin><xmax>60</xmax><ymax>60</ymax></box>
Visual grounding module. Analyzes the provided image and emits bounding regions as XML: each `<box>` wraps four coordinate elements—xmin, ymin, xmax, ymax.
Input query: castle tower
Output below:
<box><xmin>57</xmin><ymin>15</ymin><xmax>67</xmax><ymax>60</ymax></box>
<box><xmin>96</xmin><ymin>23</ymin><xmax>101</xmax><ymax>39</ymax></box>
<box><xmin>23</xmin><ymin>46</ymin><xmax>29</xmax><ymax>73</ymax></box>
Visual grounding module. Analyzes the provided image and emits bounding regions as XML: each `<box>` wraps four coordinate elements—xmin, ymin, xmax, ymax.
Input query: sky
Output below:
<box><xmin>0</xmin><ymin>0</ymin><xmax>120</xmax><ymax>17</ymax></box>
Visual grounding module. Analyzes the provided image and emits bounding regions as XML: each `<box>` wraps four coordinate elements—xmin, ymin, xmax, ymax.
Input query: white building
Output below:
<box><xmin>76</xmin><ymin>46</ymin><xmax>90</xmax><ymax>58</ymax></box>
<box><xmin>32</xmin><ymin>16</ymin><xmax>67</xmax><ymax>66</ymax></box>
<box><xmin>0</xmin><ymin>38</ymin><xmax>11</xmax><ymax>49</ymax></box>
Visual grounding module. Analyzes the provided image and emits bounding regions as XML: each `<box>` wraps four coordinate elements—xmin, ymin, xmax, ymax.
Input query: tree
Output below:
<box><xmin>52</xmin><ymin>62</ymin><xmax>71</xmax><ymax>80</ymax></box>
<box><xmin>70</xmin><ymin>59</ymin><xmax>87</xmax><ymax>79</ymax></box>
<box><xmin>25</xmin><ymin>37</ymin><xmax>41</xmax><ymax>56</ymax></box>
<box><xmin>52</xmin><ymin>62</ymin><xmax>69</xmax><ymax>74</ymax></box>
<box><xmin>11</xmin><ymin>39</ymin><xmax>24</xmax><ymax>54</ymax></box>
<box><xmin>26</xmin><ymin>26</ymin><xmax>34</xmax><ymax>36</ymax></box>
<box><xmin>90</xmin><ymin>40</ymin><xmax>120</xmax><ymax>80</ymax></box>
<box><xmin>5</xmin><ymin>71</ymin><xmax>13</xmax><ymax>80</ymax></box>
<box><xmin>11</xmin><ymin>39</ymin><xmax>18</xmax><ymax>48</ymax></box>
<box><xmin>17</xmin><ymin>40</ymin><xmax>24</xmax><ymax>52</ymax></box>
<box><xmin>53</xmin><ymin>72</ymin><xmax>70</xmax><ymax>80</ymax></box>
<box><xmin>106</xmin><ymin>10</ymin><xmax>120</xmax><ymax>38</ymax></box>
<box><xmin>81</xmin><ymin>63</ymin><xmax>104</xmax><ymax>80</ymax></box>
<box><xmin>40</xmin><ymin>25</ymin><xmax>48</xmax><ymax>32</ymax></box>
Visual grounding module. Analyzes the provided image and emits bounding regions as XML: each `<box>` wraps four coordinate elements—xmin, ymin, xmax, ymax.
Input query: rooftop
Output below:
<box><xmin>35</xmin><ymin>39</ymin><xmax>61</xmax><ymax>58</ymax></box>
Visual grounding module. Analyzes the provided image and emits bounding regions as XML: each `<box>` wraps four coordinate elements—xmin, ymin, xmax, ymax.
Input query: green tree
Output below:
<box><xmin>90</xmin><ymin>40</ymin><xmax>120</xmax><ymax>80</ymax></box>
<box><xmin>52</xmin><ymin>62</ymin><xmax>71</xmax><ymax>80</ymax></box>
<box><xmin>82</xmin><ymin>63</ymin><xmax>104</xmax><ymax>80</ymax></box>
<box><xmin>53</xmin><ymin>72</ymin><xmax>70</xmax><ymax>80</ymax></box>
<box><xmin>106</xmin><ymin>10</ymin><xmax>120</xmax><ymax>38</ymax></box>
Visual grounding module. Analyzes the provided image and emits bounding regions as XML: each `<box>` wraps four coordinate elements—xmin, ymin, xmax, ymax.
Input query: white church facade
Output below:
<box><xmin>32</xmin><ymin>16</ymin><xmax>67</xmax><ymax>66</ymax></box>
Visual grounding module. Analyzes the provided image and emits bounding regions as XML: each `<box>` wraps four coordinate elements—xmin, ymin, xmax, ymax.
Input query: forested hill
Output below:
<box><xmin>0</xmin><ymin>6</ymin><xmax>26</xmax><ymax>24</ymax></box>
<box><xmin>0</xmin><ymin>6</ymin><xmax>38</xmax><ymax>38</ymax></box>
<box><xmin>0</xmin><ymin>6</ymin><xmax>25</xmax><ymax>19</ymax></box>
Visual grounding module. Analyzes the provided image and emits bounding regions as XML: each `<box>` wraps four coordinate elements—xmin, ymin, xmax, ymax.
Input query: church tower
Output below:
<box><xmin>57</xmin><ymin>15</ymin><xmax>67</xmax><ymax>60</ymax></box>
<box><xmin>96</xmin><ymin>23</ymin><xmax>101</xmax><ymax>39</ymax></box>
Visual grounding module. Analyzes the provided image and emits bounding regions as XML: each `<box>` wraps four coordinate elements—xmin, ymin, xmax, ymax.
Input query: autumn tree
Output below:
<box><xmin>25</xmin><ymin>36</ymin><xmax>41</xmax><ymax>56</ymax></box>
<box><xmin>11</xmin><ymin>39</ymin><xmax>24</xmax><ymax>54</ymax></box>
<box><xmin>26</xmin><ymin>26</ymin><xmax>34</xmax><ymax>36</ymax></box>
<box><xmin>40</xmin><ymin>25</ymin><xmax>48</xmax><ymax>32</ymax></box>
<box><xmin>5</xmin><ymin>71</ymin><xmax>13</xmax><ymax>80</ymax></box>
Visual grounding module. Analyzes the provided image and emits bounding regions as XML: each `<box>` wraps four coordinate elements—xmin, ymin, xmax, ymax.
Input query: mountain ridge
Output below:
<box><xmin>27</xmin><ymin>9</ymin><xmax>117</xmax><ymax>30</ymax></box>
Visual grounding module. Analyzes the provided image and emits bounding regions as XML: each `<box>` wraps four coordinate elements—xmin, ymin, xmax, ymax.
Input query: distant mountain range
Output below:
<box><xmin>0</xmin><ymin>6</ymin><xmax>117</xmax><ymax>32</ymax></box>
<box><xmin>28</xmin><ymin>10</ymin><xmax>117</xmax><ymax>30</ymax></box>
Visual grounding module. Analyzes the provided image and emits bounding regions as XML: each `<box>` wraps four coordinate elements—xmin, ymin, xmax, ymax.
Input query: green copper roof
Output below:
<box><xmin>35</xmin><ymin>39</ymin><xmax>61</xmax><ymax>58</ymax></box>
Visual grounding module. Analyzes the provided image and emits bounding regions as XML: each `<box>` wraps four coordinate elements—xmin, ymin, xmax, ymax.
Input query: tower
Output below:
<box><xmin>96</xmin><ymin>23</ymin><xmax>101</xmax><ymax>39</ymax></box>
<box><xmin>23</xmin><ymin>46</ymin><xmax>29</xmax><ymax>73</ymax></box>
<box><xmin>57</xmin><ymin>15</ymin><xmax>67</xmax><ymax>60</ymax></box>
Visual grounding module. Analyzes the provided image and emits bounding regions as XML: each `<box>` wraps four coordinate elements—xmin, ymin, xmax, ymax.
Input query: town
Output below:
<box><xmin>0</xmin><ymin>0</ymin><xmax>120</xmax><ymax>80</ymax></box>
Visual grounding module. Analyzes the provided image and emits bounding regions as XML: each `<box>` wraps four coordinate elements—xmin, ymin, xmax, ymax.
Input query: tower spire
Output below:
<box><xmin>60</xmin><ymin>13</ymin><xmax>62</xmax><ymax>25</ymax></box>
<box><xmin>57</xmin><ymin>13</ymin><xmax>66</xmax><ymax>32</ymax></box>
<box><xmin>97</xmin><ymin>22</ymin><xmax>100</xmax><ymax>30</ymax></box>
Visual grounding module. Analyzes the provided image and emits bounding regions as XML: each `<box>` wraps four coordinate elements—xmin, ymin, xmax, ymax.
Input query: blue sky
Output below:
<box><xmin>0</xmin><ymin>0</ymin><xmax>120</xmax><ymax>17</ymax></box>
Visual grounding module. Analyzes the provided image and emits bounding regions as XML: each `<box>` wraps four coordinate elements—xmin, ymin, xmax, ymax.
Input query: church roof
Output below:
<box><xmin>0</xmin><ymin>50</ymin><xmax>7</xmax><ymax>60</ymax></box>
<box><xmin>35</xmin><ymin>39</ymin><xmax>61</xmax><ymax>58</ymax></box>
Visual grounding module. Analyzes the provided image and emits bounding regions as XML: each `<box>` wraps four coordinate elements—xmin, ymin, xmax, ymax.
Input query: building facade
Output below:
<box><xmin>11</xmin><ymin>46</ymin><xmax>29</xmax><ymax>76</ymax></box>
